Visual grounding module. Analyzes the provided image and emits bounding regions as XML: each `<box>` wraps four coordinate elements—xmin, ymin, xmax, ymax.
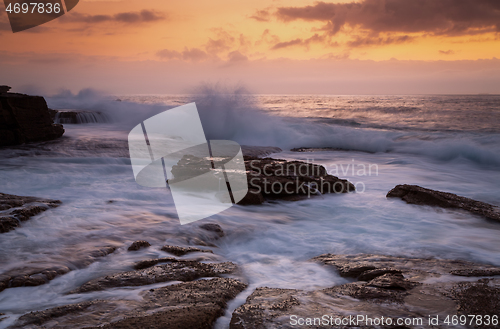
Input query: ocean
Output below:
<box><xmin>0</xmin><ymin>91</ymin><xmax>499</xmax><ymax>328</ymax></box>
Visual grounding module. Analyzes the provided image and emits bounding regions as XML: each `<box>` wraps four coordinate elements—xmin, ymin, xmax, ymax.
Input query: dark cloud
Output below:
<box><xmin>250</xmin><ymin>9</ymin><xmax>271</xmax><ymax>22</ymax></box>
<box><xmin>276</xmin><ymin>0</ymin><xmax>500</xmax><ymax>36</ymax></box>
<box><xmin>271</xmin><ymin>33</ymin><xmax>326</xmax><ymax>50</ymax></box>
<box><xmin>62</xmin><ymin>10</ymin><xmax>165</xmax><ymax>24</ymax></box>
<box><xmin>347</xmin><ymin>35</ymin><xmax>414</xmax><ymax>47</ymax></box>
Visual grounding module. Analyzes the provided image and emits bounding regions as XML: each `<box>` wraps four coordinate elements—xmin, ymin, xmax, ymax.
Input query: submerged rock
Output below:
<box><xmin>0</xmin><ymin>192</ymin><xmax>61</xmax><ymax>233</ymax></box>
<box><xmin>0</xmin><ymin>90</ymin><xmax>64</xmax><ymax>146</ymax></box>
<box><xmin>231</xmin><ymin>254</ymin><xmax>500</xmax><ymax>328</ymax></box>
<box><xmin>13</xmin><ymin>278</ymin><xmax>247</xmax><ymax>329</ymax></box>
<box><xmin>387</xmin><ymin>184</ymin><xmax>500</xmax><ymax>222</ymax></box>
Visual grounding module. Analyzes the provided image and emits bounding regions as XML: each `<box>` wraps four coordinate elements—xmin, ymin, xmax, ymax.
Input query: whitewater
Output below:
<box><xmin>0</xmin><ymin>89</ymin><xmax>499</xmax><ymax>328</ymax></box>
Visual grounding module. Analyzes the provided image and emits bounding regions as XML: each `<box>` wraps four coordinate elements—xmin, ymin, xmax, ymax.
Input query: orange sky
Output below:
<box><xmin>1</xmin><ymin>0</ymin><xmax>500</xmax><ymax>94</ymax></box>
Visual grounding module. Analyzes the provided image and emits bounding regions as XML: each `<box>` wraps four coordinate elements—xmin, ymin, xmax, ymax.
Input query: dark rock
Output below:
<box><xmin>13</xmin><ymin>278</ymin><xmax>247</xmax><ymax>329</ymax></box>
<box><xmin>243</xmin><ymin>156</ymin><xmax>355</xmax><ymax>203</ymax></box>
<box><xmin>357</xmin><ymin>268</ymin><xmax>403</xmax><ymax>281</ymax></box>
<box><xmin>0</xmin><ymin>192</ymin><xmax>61</xmax><ymax>233</ymax></box>
<box><xmin>72</xmin><ymin>260</ymin><xmax>237</xmax><ymax>293</ymax></box>
<box><xmin>199</xmin><ymin>223</ymin><xmax>225</xmax><ymax>237</ymax></box>
<box><xmin>237</xmin><ymin>188</ymin><xmax>265</xmax><ymax>205</ymax></box>
<box><xmin>128</xmin><ymin>240</ymin><xmax>151</xmax><ymax>251</ymax></box>
<box><xmin>0</xmin><ymin>85</ymin><xmax>11</xmax><ymax>93</ymax></box>
<box><xmin>0</xmin><ymin>91</ymin><xmax>64</xmax><ymax>146</ymax></box>
<box><xmin>161</xmin><ymin>245</ymin><xmax>214</xmax><ymax>256</ymax></box>
<box><xmin>387</xmin><ymin>184</ymin><xmax>500</xmax><ymax>222</ymax></box>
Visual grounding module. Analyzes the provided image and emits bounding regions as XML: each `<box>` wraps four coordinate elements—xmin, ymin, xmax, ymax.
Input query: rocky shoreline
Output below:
<box><xmin>1</xmin><ymin>145</ymin><xmax>500</xmax><ymax>327</ymax></box>
<box><xmin>0</xmin><ymin>86</ymin><xmax>64</xmax><ymax>147</ymax></box>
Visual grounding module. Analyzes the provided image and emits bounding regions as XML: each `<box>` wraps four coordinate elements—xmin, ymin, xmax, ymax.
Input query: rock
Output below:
<box><xmin>231</xmin><ymin>254</ymin><xmax>500</xmax><ymax>328</ymax></box>
<box><xmin>387</xmin><ymin>184</ymin><xmax>500</xmax><ymax>222</ymax></box>
<box><xmin>0</xmin><ymin>85</ymin><xmax>12</xmax><ymax>93</ymax></box>
<box><xmin>0</xmin><ymin>246</ymin><xmax>116</xmax><ymax>293</ymax></box>
<box><xmin>72</xmin><ymin>260</ymin><xmax>238</xmax><ymax>293</ymax></box>
<box><xmin>13</xmin><ymin>278</ymin><xmax>247</xmax><ymax>329</ymax></box>
<box><xmin>240</xmin><ymin>146</ymin><xmax>282</xmax><ymax>158</ymax></box>
<box><xmin>242</xmin><ymin>156</ymin><xmax>355</xmax><ymax>204</ymax></box>
<box><xmin>199</xmin><ymin>223</ymin><xmax>225</xmax><ymax>237</ymax></box>
<box><xmin>453</xmin><ymin>279</ymin><xmax>500</xmax><ymax>315</ymax></box>
<box><xmin>133</xmin><ymin>257</ymin><xmax>179</xmax><ymax>270</ymax></box>
<box><xmin>0</xmin><ymin>91</ymin><xmax>64</xmax><ymax>146</ymax></box>
<box><xmin>0</xmin><ymin>192</ymin><xmax>61</xmax><ymax>233</ymax></box>
<box><xmin>237</xmin><ymin>188</ymin><xmax>265</xmax><ymax>205</ymax></box>
<box><xmin>128</xmin><ymin>240</ymin><xmax>151</xmax><ymax>251</ymax></box>
<box><xmin>161</xmin><ymin>245</ymin><xmax>214</xmax><ymax>256</ymax></box>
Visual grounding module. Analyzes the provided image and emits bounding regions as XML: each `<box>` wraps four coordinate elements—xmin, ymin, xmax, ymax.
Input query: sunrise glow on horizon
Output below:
<box><xmin>1</xmin><ymin>0</ymin><xmax>500</xmax><ymax>94</ymax></box>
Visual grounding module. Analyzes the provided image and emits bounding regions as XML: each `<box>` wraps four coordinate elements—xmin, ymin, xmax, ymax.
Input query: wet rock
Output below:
<box><xmin>161</xmin><ymin>245</ymin><xmax>214</xmax><ymax>256</ymax></box>
<box><xmin>312</xmin><ymin>254</ymin><xmax>500</xmax><ymax>281</ymax></box>
<box><xmin>453</xmin><ymin>279</ymin><xmax>500</xmax><ymax>315</ymax></box>
<box><xmin>387</xmin><ymin>184</ymin><xmax>500</xmax><ymax>222</ymax></box>
<box><xmin>237</xmin><ymin>188</ymin><xmax>265</xmax><ymax>205</ymax></box>
<box><xmin>133</xmin><ymin>257</ymin><xmax>179</xmax><ymax>270</ymax></box>
<box><xmin>128</xmin><ymin>240</ymin><xmax>151</xmax><ymax>251</ymax></box>
<box><xmin>0</xmin><ymin>246</ymin><xmax>116</xmax><ymax>293</ymax></box>
<box><xmin>13</xmin><ymin>278</ymin><xmax>247</xmax><ymax>329</ymax></box>
<box><xmin>0</xmin><ymin>192</ymin><xmax>61</xmax><ymax>233</ymax></box>
<box><xmin>0</xmin><ymin>90</ymin><xmax>64</xmax><ymax>146</ymax></box>
<box><xmin>243</xmin><ymin>156</ymin><xmax>355</xmax><ymax>204</ymax></box>
<box><xmin>72</xmin><ymin>260</ymin><xmax>238</xmax><ymax>293</ymax></box>
<box><xmin>231</xmin><ymin>254</ymin><xmax>500</xmax><ymax>329</ymax></box>
<box><xmin>199</xmin><ymin>223</ymin><xmax>225</xmax><ymax>237</ymax></box>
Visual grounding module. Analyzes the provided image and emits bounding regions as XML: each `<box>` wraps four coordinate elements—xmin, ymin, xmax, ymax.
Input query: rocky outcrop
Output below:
<box><xmin>230</xmin><ymin>254</ymin><xmax>500</xmax><ymax>329</ymax></box>
<box><xmin>0</xmin><ymin>246</ymin><xmax>116</xmax><ymax>293</ymax></box>
<box><xmin>12</xmin><ymin>278</ymin><xmax>247</xmax><ymax>329</ymax></box>
<box><xmin>8</xmin><ymin>248</ymin><xmax>246</xmax><ymax>328</ymax></box>
<box><xmin>0</xmin><ymin>87</ymin><xmax>64</xmax><ymax>146</ymax></box>
<box><xmin>241</xmin><ymin>156</ymin><xmax>355</xmax><ymax>204</ymax></box>
<box><xmin>387</xmin><ymin>184</ymin><xmax>500</xmax><ymax>222</ymax></box>
<box><xmin>72</xmin><ymin>260</ymin><xmax>238</xmax><ymax>294</ymax></box>
<box><xmin>0</xmin><ymin>192</ymin><xmax>61</xmax><ymax>233</ymax></box>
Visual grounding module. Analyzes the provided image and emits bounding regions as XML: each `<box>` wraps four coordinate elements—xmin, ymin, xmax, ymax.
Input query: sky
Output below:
<box><xmin>1</xmin><ymin>0</ymin><xmax>500</xmax><ymax>94</ymax></box>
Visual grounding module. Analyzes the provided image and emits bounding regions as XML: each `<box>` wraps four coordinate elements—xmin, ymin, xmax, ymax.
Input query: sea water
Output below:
<box><xmin>0</xmin><ymin>90</ymin><xmax>499</xmax><ymax>328</ymax></box>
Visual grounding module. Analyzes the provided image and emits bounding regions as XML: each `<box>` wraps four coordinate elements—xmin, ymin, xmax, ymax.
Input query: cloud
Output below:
<box><xmin>227</xmin><ymin>50</ymin><xmax>248</xmax><ymax>63</ymax></box>
<box><xmin>347</xmin><ymin>35</ymin><xmax>414</xmax><ymax>47</ymax></box>
<box><xmin>205</xmin><ymin>29</ymin><xmax>236</xmax><ymax>55</ymax></box>
<box><xmin>271</xmin><ymin>33</ymin><xmax>326</xmax><ymax>50</ymax></box>
<box><xmin>276</xmin><ymin>0</ymin><xmax>500</xmax><ymax>36</ymax></box>
<box><xmin>250</xmin><ymin>9</ymin><xmax>271</xmax><ymax>22</ymax></box>
<box><xmin>439</xmin><ymin>49</ymin><xmax>455</xmax><ymax>55</ymax></box>
<box><xmin>157</xmin><ymin>47</ymin><xmax>208</xmax><ymax>62</ymax></box>
<box><xmin>62</xmin><ymin>10</ymin><xmax>166</xmax><ymax>24</ymax></box>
